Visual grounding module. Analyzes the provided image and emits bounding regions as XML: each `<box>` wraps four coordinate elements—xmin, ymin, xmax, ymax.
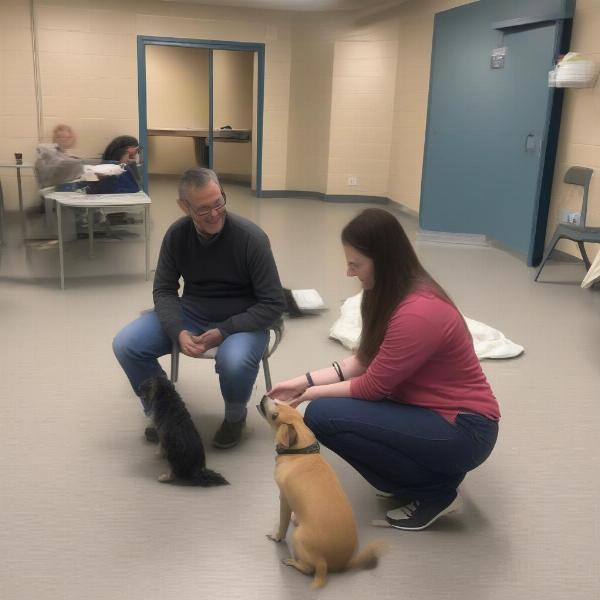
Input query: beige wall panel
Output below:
<box><xmin>548</xmin><ymin>0</ymin><xmax>600</xmax><ymax>258</ymax></box>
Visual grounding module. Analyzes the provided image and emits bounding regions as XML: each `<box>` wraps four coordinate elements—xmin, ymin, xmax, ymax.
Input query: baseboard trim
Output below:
<box><xmin>257</xmin><ymin>190</ymin><xmax>389</xmax><ymax>205</ymax></box>
<box><xmin>386</xmin><ymin>201</ymin><xmax>419</xmax><ymax>219</ymax></box>
<box><xmin>416</xmin><ymin>229</ymin><xmax>490</xmax><ymax>247</ymax></box>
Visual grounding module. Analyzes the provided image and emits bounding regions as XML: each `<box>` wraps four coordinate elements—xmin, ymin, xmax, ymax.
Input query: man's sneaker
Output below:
<box><xmin>212</xmin><ymin>418</ymin><xmax>246</xmax><ymax>449</ymax></box>
<box><xmin>385</xmin><ymin>493</ymin><xmax>461</xmax><ymax>531</ymax></box>
<box><xmin>144</xmin><ymin>426</ymin><xmax>159</xmax><ymax>444</ymax></box>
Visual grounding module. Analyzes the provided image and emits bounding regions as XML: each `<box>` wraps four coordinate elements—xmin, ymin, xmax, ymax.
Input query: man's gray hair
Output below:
<box><xmin>178</xmin><ymin>167</ymin><xmax>221</xmax><ymax>202</ymax></box>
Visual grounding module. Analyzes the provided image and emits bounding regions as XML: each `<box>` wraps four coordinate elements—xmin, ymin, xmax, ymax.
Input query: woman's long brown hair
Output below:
<box><xmin>341</xmin><ymin>208</ymin><xmax>456</xmax><ymax>365</ymax></box>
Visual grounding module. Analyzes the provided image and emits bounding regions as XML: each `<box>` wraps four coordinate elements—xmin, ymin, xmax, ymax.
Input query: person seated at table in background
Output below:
<box><xmin>35</xmin><ymin>124</ymin><xmax>83</xmax><ymax>189</ymax></box>
<box><xmin>102</xmin><ymin>136</ymin><xmax>141</xmax><ymax>170</ymax></box>
<box><xmin>87</xmin><ymin>136</ymin><xmax>142</xmax><ymax>197</ymax></box>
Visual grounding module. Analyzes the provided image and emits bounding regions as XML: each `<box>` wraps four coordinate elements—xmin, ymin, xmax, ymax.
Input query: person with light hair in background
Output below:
<box><xmin>35</xmin><ymin>124</ymin><xmax>83</xmax><ymax>189</ymax></box>
<box><xmin>52</xmin><ymin>124</ymin><xmax>77</xmax><ymax>152</ymax></box>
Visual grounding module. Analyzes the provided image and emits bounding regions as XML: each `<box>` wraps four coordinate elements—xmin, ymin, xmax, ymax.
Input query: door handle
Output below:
<box><xmin>525</xmin><ymin>133</ymin><xmax>536</xmax><ymax>152</ymax></box>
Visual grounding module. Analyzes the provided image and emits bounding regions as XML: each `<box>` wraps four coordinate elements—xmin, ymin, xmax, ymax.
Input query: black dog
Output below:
<box><xmin>139</xmin><ymin>376</ymin><xmax>228</xmax><ymax>487</ymax></box>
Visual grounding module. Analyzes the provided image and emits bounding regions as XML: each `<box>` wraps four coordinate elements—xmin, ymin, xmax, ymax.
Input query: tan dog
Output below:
<box><xmin>257</xmin><ymin>396</ymin><xmax>386</xmax><ymax>589</ymax></box>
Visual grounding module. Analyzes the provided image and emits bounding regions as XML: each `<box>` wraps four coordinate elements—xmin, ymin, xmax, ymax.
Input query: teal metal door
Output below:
<box><xmin>420</xmin><ymin>2</ymin><xmax>571</xmax><ymax>265</ymax></box>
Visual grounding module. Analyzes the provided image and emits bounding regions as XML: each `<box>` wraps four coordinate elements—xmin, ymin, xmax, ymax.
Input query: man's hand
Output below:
<box><xmin>178</xmin><ymin>330</ymin><xmax>207</xmax><ymax>358</ymax></box>
<box><xmin>194</xmin><ymin>328</ymin><xmax>224</xmax><ymax>351</ymax></box>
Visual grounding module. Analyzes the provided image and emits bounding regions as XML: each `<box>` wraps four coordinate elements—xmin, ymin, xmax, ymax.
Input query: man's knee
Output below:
<box><xmin>215</xmin><ymin>336</ymin><xmax>265</xmax><ymax>379</ymax></box>
<box><xmin>215</xmin><ymin>351</ymin><xmax>260</xmax><ymax>381</ymax></box>
<box><xmin>112</xmin><ymin>329</ymin><xmax>128</xmax><ymax>361</ymax></box>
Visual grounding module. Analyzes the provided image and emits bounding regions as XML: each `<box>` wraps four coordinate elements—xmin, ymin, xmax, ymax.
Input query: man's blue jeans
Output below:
<box><xmin>112</xmin><ymin>310</ymin><xmax>268</xmax><ymax>423</ymax></box>
<box><xmin>304</xmin><ymin>397</ymin><xmax>498</xmax><ymax>502</ymax></box>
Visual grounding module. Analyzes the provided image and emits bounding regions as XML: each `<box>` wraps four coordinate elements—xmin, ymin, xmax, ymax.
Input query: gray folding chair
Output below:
<box><xmin>535</xmin><ymin>166</ymin><xmax>597</xmax><ymax>281</ymax></box>
<box><xmin>170</xmin><ymin>319</ymin><xmax>284</xmax><ymax>391</ymax></box>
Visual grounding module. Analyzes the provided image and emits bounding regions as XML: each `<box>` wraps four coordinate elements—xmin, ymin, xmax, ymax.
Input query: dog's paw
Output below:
<box><xmin>281</xmin><ymin>558</ymin><xmax>294</xmax><ymax>566</ymax></box>
<box><xmin>266</xmin><ymin>533</ymin><xmax>283</xmax><ymax>543</ymax></box>
<box><xmin>158</xmin><ymin>472</ymin><xmax>173</xmax><ymax>483</ymax></box>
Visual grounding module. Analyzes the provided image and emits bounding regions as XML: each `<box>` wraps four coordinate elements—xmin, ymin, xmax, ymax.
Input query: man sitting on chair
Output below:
<box><xmin>113</xmin><ymin>167</ymin><xmax>285</xmax><ymax>448</ymax></box>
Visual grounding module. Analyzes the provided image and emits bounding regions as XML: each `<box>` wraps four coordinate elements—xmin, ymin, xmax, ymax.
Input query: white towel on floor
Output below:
<box><xmin>328</xmin><ymin>292</ymin><xmax>524</xmax><ymax>359</ymax></box>
<box><xmin>581</xmin><ymin>250</ymin><xmax>600</xmax><ymax>288</ymax></box>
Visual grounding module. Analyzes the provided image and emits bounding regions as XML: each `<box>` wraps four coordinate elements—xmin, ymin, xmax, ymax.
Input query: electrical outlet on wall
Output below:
<box><xmin>559</xmin><ymin>209</ymin><xmax>581</xmax><ymax>225</ymax></box>
<box><xmin>347</xmin><ymin>176</ymin><xmax>358</xmax><ymax>186</ymax></box>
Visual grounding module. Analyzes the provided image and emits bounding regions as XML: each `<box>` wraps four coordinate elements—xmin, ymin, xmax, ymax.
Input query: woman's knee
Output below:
<box><xmin>304</xmin><ymin>398</ymin><xmax>336</xmax><ymax>434</ymax></box>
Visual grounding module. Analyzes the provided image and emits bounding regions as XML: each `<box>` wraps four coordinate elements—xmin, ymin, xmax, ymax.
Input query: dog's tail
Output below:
<box><xmin>191</xmin><ymin>468</ymin><xmax>229</xmax><ymax>487</ymax></box>
<box><xmin>346</xmin><ymin>540</ymin><xmax>388</xmax><ymax>571</ymax></box>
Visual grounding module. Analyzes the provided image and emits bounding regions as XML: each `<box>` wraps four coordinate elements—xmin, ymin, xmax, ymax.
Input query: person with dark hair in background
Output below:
<box><xmin>90</xmin><ymin>135</ymin><xmax>141</xmax><ymax>196</ymax></box>
<box><xmin>101</xmin><ymin>135</ymin><xmax>140</xmax><ymax>164</ymax></box>
<box><xmin>268</xmin><ymin>208</ymin><xmax>500</xmax><ymax>531</ymax></box>
<box><xmin>113</xmin><ymin>167</ymin><xmax>285</xmax><ymax>449</ymax></box>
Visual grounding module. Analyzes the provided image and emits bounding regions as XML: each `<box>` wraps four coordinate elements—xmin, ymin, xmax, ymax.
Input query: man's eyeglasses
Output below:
<box><xmin>183</xmin><ymin>192</ymin><xmax>227</xmax><ymax>218</ymax></box>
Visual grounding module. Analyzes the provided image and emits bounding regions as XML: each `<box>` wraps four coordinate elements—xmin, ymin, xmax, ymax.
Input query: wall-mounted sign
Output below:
<box><xmin>491</xmin><ymin>47</ymin><xmax>507</xmax><ymax>69</ymax></box>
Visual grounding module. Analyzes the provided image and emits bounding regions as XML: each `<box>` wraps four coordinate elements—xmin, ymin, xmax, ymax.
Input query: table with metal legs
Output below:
<box><xmin>0</xmin><ymin>163</ymin><xmax>35</xmax><ymax>240</ymax></box>
<box><xmin>48</xmin><ymin>190</ymin><xmax>151</xmax><ymax>289</ymax></box>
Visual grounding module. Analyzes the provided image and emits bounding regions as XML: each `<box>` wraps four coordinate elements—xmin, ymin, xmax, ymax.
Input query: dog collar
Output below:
<box><xmin>276</xmin><ymin>441</ymin><xmax>320</xmax><ymax>455</ymax></box>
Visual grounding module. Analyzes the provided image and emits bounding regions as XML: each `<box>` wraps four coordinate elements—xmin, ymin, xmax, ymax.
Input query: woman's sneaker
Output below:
<box><xmin>385</xmin><ymin>493</ymin><xmax>462</xmax><ymax>531</ymax></box>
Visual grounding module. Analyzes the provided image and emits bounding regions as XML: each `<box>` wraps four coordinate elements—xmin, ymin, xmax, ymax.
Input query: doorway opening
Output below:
<box><xmin>137</xmin><ymin>36</ymin><xmax>265</xmax><ymax>200</ymax></box>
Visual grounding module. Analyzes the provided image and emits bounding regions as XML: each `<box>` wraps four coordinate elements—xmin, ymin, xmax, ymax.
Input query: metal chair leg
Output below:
<box><xmin>534</xmin><ymin>232</ymin><xmax>561</xmax><ymax>281</ymax></box>
<box><xmin>170</xmin><ymin>348</ymin><xmax>179</xmax><ymax>383</ymax></box>
<box><xmin>577</xmin><ymin>241</ymin><xmax>591</xmax><ymax>271</ymax></box>
<box><xmin>262</xmin><ymin>356</ymin><xmax>272</xmax><ymax>391</ymax></box>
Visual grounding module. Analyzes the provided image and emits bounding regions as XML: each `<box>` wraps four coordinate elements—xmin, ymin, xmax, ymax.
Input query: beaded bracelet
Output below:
<box><xmin>332</xmin><ymin>361</ymin><xmax>345</xmax><ymax>382</ymax></box>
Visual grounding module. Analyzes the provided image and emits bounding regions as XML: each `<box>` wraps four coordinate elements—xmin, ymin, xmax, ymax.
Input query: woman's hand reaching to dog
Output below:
<box><xmin>281</xmin><ymin>386</ymin><xmax>320</xmax><ymax>408</ymax></box>
<box><xmin>269</xmin><ymin>357</ymin><xmax>364</xmax><ymax>407</ymax></box>
<box><xmin>271</xmin><ymin>379</ymin><xmax>356</xmax><ymax>409</ymax></box>
<box><xmin>268</xmin><ymin>375</ymin><xmax>309</xmax><ymax>402</ymax></box>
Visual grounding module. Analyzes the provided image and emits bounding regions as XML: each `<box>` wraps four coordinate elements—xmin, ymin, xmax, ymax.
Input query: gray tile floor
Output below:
<box><xmin>1</xmin><ymin>176</ymin><xmax>599</xmax><ymax>599</ymax></box>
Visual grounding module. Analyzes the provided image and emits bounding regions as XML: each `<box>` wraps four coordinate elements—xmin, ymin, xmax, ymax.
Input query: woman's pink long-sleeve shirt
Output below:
<box><xmin>349</xmin><ymin>289</ymin><xmax>500</xmax><ymax>423</ymax></box>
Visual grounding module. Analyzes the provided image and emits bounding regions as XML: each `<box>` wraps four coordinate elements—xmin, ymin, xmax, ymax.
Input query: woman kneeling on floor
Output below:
<box><xmin>268</xmin><ymin>208</ymin><xmax>500</xmax><ymax>531</ymax></box>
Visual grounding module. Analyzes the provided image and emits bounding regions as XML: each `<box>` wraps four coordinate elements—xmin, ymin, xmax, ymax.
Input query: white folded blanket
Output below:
<box><xmin>82</xmin><ymin>163</ymin><xmax>125</xmax><ymax>181</ymax></box>
<box><xmin>329</xmin><ymin>292</ymin><xmax>524</xmax><ymax>359</ymax></box>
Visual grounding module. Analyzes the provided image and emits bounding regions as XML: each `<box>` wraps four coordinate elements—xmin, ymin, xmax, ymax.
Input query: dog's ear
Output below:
<box><xmin>275</xmin><ymin>423</ymin><xmax>298</xmax><ymax>450</ymax></box>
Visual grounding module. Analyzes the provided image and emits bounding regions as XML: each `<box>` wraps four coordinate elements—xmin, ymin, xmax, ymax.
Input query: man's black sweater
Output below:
<box><xmin>153</xmin><ymin>212</ymin><xmax>285</xmax><ymax>341</ymax></box>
